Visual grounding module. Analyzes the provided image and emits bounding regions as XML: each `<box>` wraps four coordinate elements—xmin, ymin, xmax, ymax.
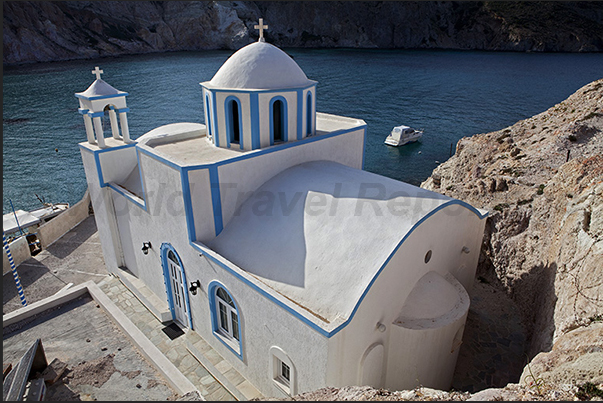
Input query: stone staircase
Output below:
<box><xmin>97</xmin><ymin>275</ymin><xmax>263</xmax><ymax>401</ymax></box>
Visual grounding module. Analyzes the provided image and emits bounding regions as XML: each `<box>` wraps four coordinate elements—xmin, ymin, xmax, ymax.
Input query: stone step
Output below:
<box><xmin>185</xmin><ymin>332</ymin><xmax>263</xmax><ymax>401</ymax></box>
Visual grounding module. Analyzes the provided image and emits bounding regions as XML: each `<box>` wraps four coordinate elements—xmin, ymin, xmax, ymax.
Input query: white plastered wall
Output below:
<box><xmin>215</xmin><ymin>91</ymin><xmax>251</xmax><ymax>150</ymax></box>
<box><xmin>258</xmin><ymin>91</ymin><xmax>297</xmax><ymax>147</ymax></box>
<box><xmin>187</xmin><ymin>169</ymin><xmax>216</xmax><ymax>240</ymax></box>
<box><xmin>79</xmin><ymin>148</ymin><xmax>124</xmax><ymax>271</ymax></box>
<box><xmin>180</xmin><ymin>250</ymin><xmax>331</xmax><ymax>398</ymax></box>
<box><xmin>325</xmin><ymin>204</ymin><xmax>486</xmax><ymax>390</ymax></box>
<box><xmin>214</xmin><ymin>128</ymin><xmax>365</xmax><ymax>240</ymax></box>
<box><xmin>97</xmin><ymin>147</ymin><xmax>138</xmax><ymax>184</ymax></box>
<box><xmin>118</xmin><ymin>152</ymin><xmax>191</xmax><ymax>299</ymax></box>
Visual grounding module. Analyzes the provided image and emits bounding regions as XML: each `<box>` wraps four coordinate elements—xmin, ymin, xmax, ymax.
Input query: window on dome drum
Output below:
<box><xmin>228</xmin><ymin>99</ymin><xmax>240</xmax><ymax>144</ymax></box>
<box><xmin>216</xmin><ymin>287</ymin><xmax>239</xmax><ymax>341</ymax></box>
<box><xmin>306</xmin><ymin>92</ymin><xmax>312</xmax><ymax>135</ymax></box>
<box><xmin>205</xmin><ymin>94</ymin><xmax>212</xmax><ymax>138</ymax></box>
<box><xmin>273</xmin><ymin>100</ymin><xmax>284</xmax><ymax>142</ymax></box>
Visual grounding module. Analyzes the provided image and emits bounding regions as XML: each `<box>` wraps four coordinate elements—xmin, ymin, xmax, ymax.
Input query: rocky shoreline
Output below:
<box><xmin>4</xmin><ymin>1</ymin><xmax>603</xmax><ymax>65</ymax></box>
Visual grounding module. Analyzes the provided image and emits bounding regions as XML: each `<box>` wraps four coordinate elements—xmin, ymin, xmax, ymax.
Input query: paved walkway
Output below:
<box><xmin>97</xmin><ymin>274</ymin><xmax>263</xmax><ymax>401</ymax></box>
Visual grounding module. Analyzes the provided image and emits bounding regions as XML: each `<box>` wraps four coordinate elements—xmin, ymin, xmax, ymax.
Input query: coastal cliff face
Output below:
<box><xmin>266</xmin><ymin>81</ymin><xmax>603</xmax><ymax>403</ymax></box>
<box><xmin>419</xmin><ymin>79</ymin><xmax>603</xmax><ymax>396</ymax></box>
<box><xmin>4</xmin><ymin>1</ymin><xmax>603</xmax><ymax>65</ymax></box>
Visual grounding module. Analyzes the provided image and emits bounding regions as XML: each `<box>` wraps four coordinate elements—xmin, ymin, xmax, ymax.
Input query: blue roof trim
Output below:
<box><xmin>200</xmin><ymin>82</ymin><xmax>317</xmax><ymax>94</ymax></box>
<box><xmin>190</xmin><ymin>199</ymin><xmax>487</xmax><ymax>338</ymax></box>
<box><xmin>78</xmin><ymin>142</ymin><xmax>138</xmax><ymax>188</ymax></box>
<box><xmin>75</xmin><ymin>92</ymin><xmax>129</xmax><ymax>100</ymax></box>
<box><xmin>107</xmin><ymin>183</ymin><xmax>147</xmax><ymax>211</ymax></box>
<box><xmin>135</xmin><ymin>125</ymin><xmax>366</xmax><ymax>172</ymax></box>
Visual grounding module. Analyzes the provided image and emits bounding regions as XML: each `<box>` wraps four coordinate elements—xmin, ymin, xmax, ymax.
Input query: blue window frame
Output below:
<box><xmin>306</xmin><ymin>91</ymin><xmax>312</xmax><ymax>136</ymax></box>
<box><xmin>269</xmin><ymin>96</ymin><xmax>288</xmax><ymax>145</ymax></box>
<box><xmin>205</xmin><ymin>93</ymin><xmax>213</xmax><ymax>139</ymax></box>
<box><xmin>208</xmin><ymin>281</ymin><xmax>243</xmax><ymax>359</ymax></box>
<box><xmin>225</xmin><ymin>96</ymin><xmax>243</xmax><ymax>149</ymax></box>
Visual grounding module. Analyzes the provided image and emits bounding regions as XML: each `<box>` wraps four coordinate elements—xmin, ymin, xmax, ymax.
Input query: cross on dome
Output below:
<box><xmin>254</xmin><ymin>18</ymin><xmax>268</xmax><ymax>42</ymax></box>
<box><xmin>92</xmin><ymin>66</ymin><xmax>103</xmax><ymax>80</ymax></box>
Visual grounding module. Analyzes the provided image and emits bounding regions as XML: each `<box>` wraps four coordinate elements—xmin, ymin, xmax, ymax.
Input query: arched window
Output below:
<box><xmin>209</xmin><ymin>282</ymin><xmax>242</xmax><ymax>358</ymax></box>
<box><xmin>216</xmin><ymin>287</ymin><xmax>239</xmax><ymax>341</ymax></box>
<box><xmin>306</xmin><ymin>92</ymin><xmax>312</xmax><ymax>136</ymax></box>
<box><xmin>225</xmin><ymin>97</ymin><xmax>242</xmax><ymax>148</ymax></box>
<box><xmin>205</xmin><ymin>93</ymin><xmax>213</xmax><ymax>139</ymax></box>
<box><xmin>270</xmin><ymin>97</ymin><xmax>287</xmax><ymax>145</ymax></box>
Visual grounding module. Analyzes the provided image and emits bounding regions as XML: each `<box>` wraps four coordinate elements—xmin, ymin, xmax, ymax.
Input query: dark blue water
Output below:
<box><xmin>3</xmin><ymin>49</ymin><xmax>602</xmax><ymax>214</ymax></box>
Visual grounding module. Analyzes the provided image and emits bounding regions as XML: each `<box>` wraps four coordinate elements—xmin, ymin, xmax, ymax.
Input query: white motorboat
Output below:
<box><xmin>384</xmin><ymin>125</ymin><xmax>423</xmax><ymax>146</ymax></box>
<box><xmin>3</xmin><ymin>202</ymin><xmax>69</xmax><ymax>236</ymax></box>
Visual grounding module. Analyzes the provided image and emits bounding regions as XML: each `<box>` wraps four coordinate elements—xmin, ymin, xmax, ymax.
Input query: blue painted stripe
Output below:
<box><xmin>116</xmin><ymin>107</ymin><xmax>130</xmax><ymax>113</ymax></box>
<box><xmin>75</xmin><ymin>92</ymin><xmax>129</xmax><ymax>100</ymax></box>
<box><xmin>250</xmin><ymin>92</ymin><xmax>260</xmax><ymax>150</ymax></box>
<box><xmin>78</xmin><ymin>142</ymin><xmax>136</xmax><ymax>155</ymax></box>
<box><xmin>88</xmin><ymin>111</ymin><xmax>105</xmax><ymax>118</ymax></box>
<box><xmin>200</xmin><ymin>82</ymin><xmax>316</xmax><ymax>94</ymax></box>
<box><xmin>136</xmin><ymin>125</ymin><xmax>366</xmax><ymax>173</ymax></box>
<box><xmin>208</xmin><ymin>166</ymin><xmax>224</xmax><ymax>237</ymax></box>
<box><xmin>107</xmin><ymin>183</ymin><xmax>147</xmax><ymax>210</ymax></box>
<box><xmin>212</xmin><ymin>91</ymin><xmax>220</xmax><ymax>147</ymax></box>
<box><xmin>181</xmin><ymin>168</ymin><xmax>197</xmax><ymax>243</ymax></box>
<box><xmin>95</xmin><ymin>152</ymin><xmax>106</xmax><ymax>186</ymax></box>
<box><xmin>191</xmin><ymin>200</ymin><xmax>487</xmax><ymax>338</ymax></box>
<box><xmin>297</xmin><ymin>89</ymin><xmax>303</xmax><ymax>140</ymax></box>
<box><xmin>137</xmin><ymin>146</ymin><xmax>182</xmax><ymax>171</ymax></box>
<box><xmin>78</xmin><ymin>108</ymin><xmax>89</xmax><ymax>114</ymax></box>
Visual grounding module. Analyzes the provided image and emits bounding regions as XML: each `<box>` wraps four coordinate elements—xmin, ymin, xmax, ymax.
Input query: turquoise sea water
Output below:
<box><xmin>3</xmin><ymin>49</ymin><xmax>603</xmax><ymax>214</ymax></box>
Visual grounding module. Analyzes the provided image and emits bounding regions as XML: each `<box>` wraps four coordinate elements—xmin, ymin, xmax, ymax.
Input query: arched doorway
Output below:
<box><xmin>160</xmin><ymin>244</ymin><xmax>192</xmax><ymax>328</ymax></box>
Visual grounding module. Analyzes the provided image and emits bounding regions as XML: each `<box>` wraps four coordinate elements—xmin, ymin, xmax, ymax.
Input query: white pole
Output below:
<box><xmin>93</xmin><ymin>116</ymin><xmax>106</xmax><ymax>148</ymax></box>
<box><xmin>119</xmin><ymin>112</ymin><xmax>131</xmax><ymax>143</ymax></box>
<box><xmin>83</xmin><ymin>114</ymin><xmax>96</xmax><ymax>144</ymax></box>
<box><xmin>109</xmin><ymin>109</ymin><xmax>121</xmax><ymax>140</ymax></box>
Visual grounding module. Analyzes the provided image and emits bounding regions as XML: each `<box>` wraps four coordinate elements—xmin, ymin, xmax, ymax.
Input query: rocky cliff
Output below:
<box><xmin>4</xmin><ymin>1</ymin><xmax>603</xmax><ymax>65</ymax></box>
<box><xmin>258</xmin><ymin>80</ymin><xmax>603</xmax><ymax>402</ymax></box>
<box><xmin>418</xmin><ymin>79</ymin><xmax>602</xmax><ymax>399</ymax></box>
<box><xmin>421</xmin><ymin>79</ymin><xmax>602</xmax><ymax>358</ymax></box>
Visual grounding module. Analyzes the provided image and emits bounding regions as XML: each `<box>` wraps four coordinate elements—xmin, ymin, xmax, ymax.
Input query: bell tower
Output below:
<box><xmin>75</xmin><ymin>67</ymin><xmax>132</xmax><ymax>148</ymax></box>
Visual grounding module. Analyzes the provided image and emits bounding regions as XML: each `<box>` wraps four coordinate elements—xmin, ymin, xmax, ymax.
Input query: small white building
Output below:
<box><xmin>77</xmin><ymin>26</ymin><xmax>487</xmax><ymax>398</ymax></box>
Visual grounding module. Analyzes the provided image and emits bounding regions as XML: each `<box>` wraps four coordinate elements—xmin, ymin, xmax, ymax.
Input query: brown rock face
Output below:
<box><xmin>4</xmin><ymin>1</ymin><xmax>603</xmax><ymax>65</ymax></box>
<box><xmin>421</xmin><ymin>79</ymin><xmax>603</xmax><ymax>359</ymax></box>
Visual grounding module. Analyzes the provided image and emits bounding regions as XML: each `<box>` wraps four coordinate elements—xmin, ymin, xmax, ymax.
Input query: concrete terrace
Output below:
<box><xmin>2</xmin><ymin>215</ymin><xmax>262</xmax><ymax>401</ymax></box>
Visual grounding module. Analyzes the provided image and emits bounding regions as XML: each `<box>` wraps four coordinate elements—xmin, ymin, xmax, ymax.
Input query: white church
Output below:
<box><xmin>76</xmin><ymin>20</ymin><xmax>487</xmax><ymax>397</ymax></box>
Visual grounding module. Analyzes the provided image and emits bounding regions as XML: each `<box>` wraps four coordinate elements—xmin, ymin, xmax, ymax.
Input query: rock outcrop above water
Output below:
<box><xmin>4</xmin><ymin>1</ymin><xmax>603</xmax><ymax>65</ymax></box>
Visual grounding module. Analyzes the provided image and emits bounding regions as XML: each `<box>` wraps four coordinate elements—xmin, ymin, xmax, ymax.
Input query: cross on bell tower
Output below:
<box><xmin>254</xmin><ymin>18</ymin><xmax>268</xmax><ymax>42</ymax></box>
<box><xmin>92</xmin><ymin>66</ymin><xmax>103</xmax><ymax>80</ymax></box>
